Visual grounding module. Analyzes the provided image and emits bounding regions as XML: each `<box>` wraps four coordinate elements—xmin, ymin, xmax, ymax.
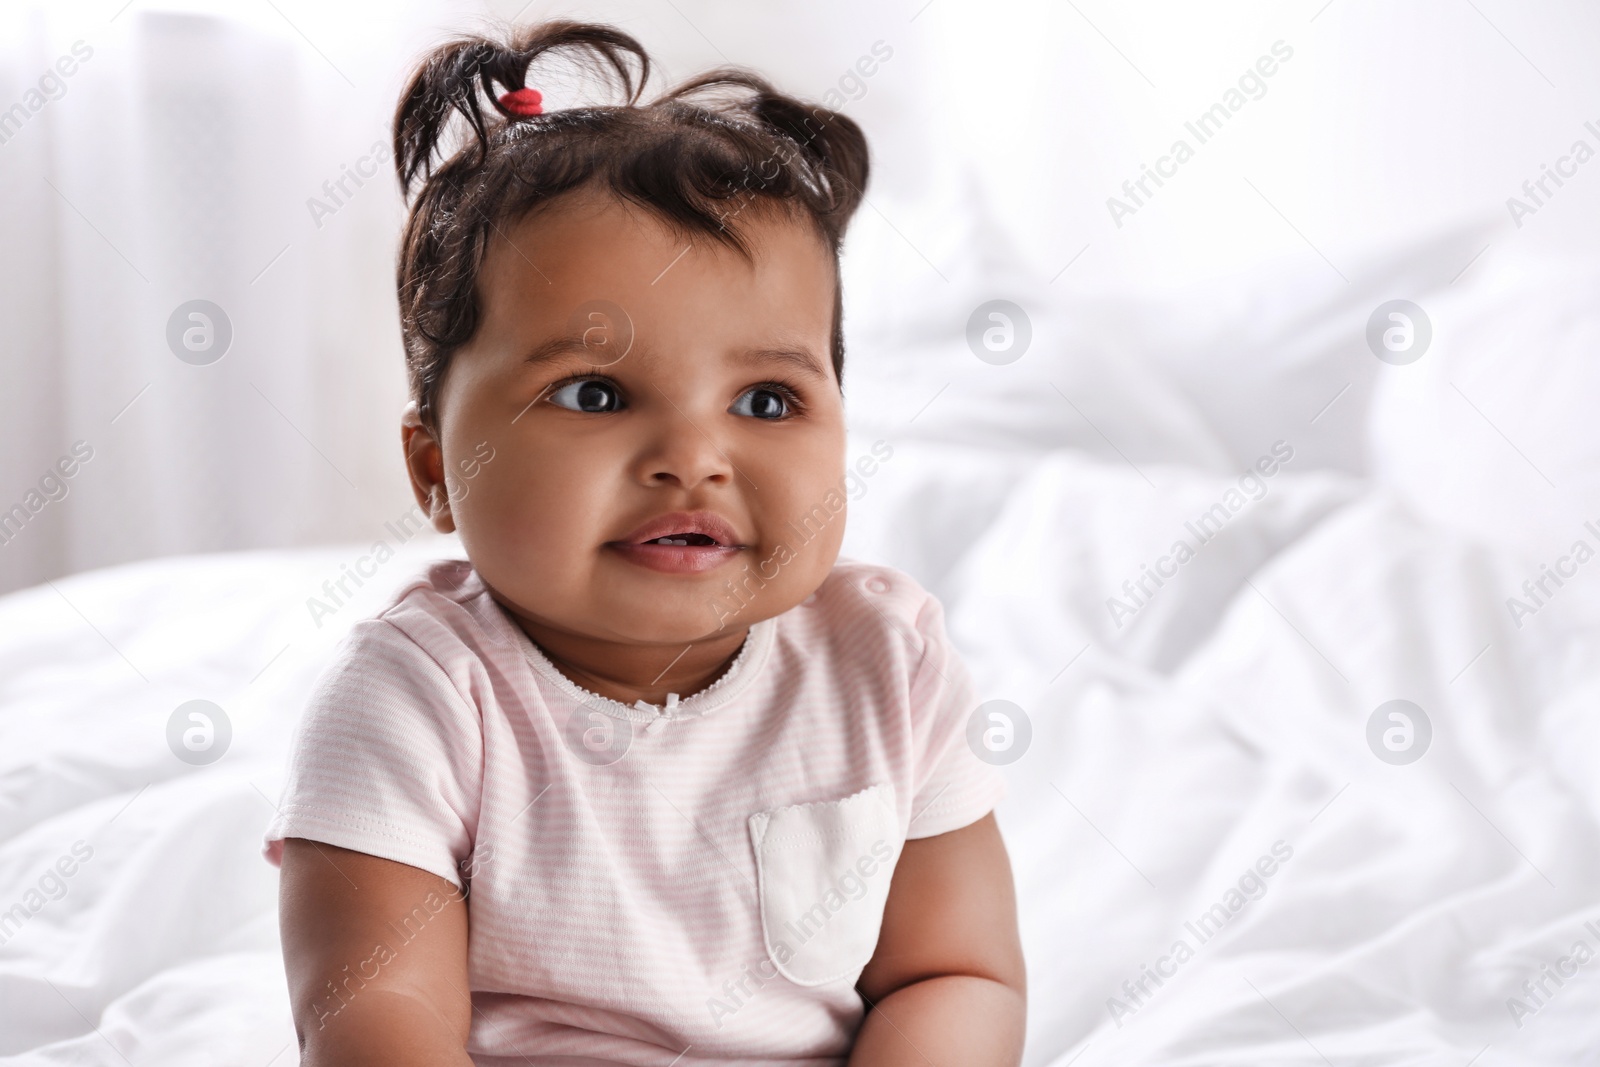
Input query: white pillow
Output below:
<box><xmin>841</xmin><ymin>172</ymin><xmax>1498</xmax><ymax>477</ymax></box>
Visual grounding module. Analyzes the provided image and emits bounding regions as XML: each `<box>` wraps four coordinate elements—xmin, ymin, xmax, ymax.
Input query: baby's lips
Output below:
<box><xmin>614</xmin><ymin>510</ymin><xmax>743</xmax><ymax>548</ymax></box>
<box><xmin>606</xmin><ymin>537</ymin><xmax>741</xmax><ymax>575</ymax></box>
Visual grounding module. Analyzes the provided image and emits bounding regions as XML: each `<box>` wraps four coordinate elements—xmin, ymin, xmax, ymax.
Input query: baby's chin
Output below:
<box><xmin>514</xmin><ymin>603</ymin><xmax>768</xmax><ymax>650</ymax></box>
<box><xmin>486</xmin><ymin>576</ymin><xmax>791</xmax><ymax>645</ymax></box>
<box><xmin>582</xmin><ymin>586</ymin><xmax>794</xmax><ymax>644</ymax></box>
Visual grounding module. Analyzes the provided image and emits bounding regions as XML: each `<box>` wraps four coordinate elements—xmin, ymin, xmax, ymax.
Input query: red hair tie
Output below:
<box><xmin>499</xmin><ymin>87</ymin><xmax>544</xmax><ymax>117</ymax></box>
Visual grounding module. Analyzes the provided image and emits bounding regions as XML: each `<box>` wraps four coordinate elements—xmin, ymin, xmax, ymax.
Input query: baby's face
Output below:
<box><xmin>409</xmin><ymin>190</ymin><xmax>847</xmax><ymax>646</ymax></box>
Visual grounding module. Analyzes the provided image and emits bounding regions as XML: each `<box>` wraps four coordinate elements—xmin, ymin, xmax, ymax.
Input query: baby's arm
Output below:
<box><xmin>279</xmin><ymin>838</ymin><xmax>474</xmax><ymax>1065</ymax></box>
<box><xmin>850</xmin><ymin>813</ymin><xmax>1027</xmax><ymax>1066</ymax></box>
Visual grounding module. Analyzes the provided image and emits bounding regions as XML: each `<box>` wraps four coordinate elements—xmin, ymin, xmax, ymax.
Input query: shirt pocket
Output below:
<box><xmin>747</xmin><ymin>782</ymin><xmax>901</xmax><ymax>987</ymax></box>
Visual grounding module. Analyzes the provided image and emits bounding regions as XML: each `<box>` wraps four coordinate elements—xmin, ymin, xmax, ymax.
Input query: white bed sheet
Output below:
<box><xmin>3</xmin><ymin>243</ymin><xmax>1598</xmax><ymax>1065</ymax></box>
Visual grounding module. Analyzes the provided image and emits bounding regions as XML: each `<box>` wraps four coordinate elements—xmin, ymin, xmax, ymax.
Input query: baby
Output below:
<box><xmin>263</xmin><ymin>19</ymin><xmax>1025</xmax><ymax>1066</ymax></box>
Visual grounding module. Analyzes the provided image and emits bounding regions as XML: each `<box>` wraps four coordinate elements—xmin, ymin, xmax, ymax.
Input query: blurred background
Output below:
<box><xmin>4</xmin><ymin>1</ymin><xmax>1600</xmax><ymax>1064</ymax></box>
<box><xmin>3</xmin><ymin>0</ymin><xmax>1597</xmax><ymax>591</ymax></box>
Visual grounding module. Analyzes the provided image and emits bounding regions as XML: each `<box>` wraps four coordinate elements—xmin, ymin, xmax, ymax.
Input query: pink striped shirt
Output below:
<box><xmin>262</xmin><ymin>556</ymin><xmax>1004</xmax><ymax>1065</ymax></box>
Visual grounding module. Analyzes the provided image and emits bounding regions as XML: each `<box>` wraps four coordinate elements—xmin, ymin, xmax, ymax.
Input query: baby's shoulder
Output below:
<box><xmin>290</xmin><ymin>560</ymin><xmax>498</xmax><ymax>743</ymax></box>
<box><xmin>336</xmin><ymin>557</ymin><xmax>506</xmax><ymax>669</ymax></box>
<box><xmin>812</xmin><ymin>557</ymin><xmax>930</xmax><ymax>607</ymax></box>
<box><xmin>798</xmin><ymin>558</ymin><xmax>946</xmax><ymax>660</ymax></box>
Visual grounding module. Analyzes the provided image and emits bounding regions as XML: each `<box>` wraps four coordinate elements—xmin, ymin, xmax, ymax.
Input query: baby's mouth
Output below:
<box><xmin>607</xmin><ymin>534</ymin><xmax>742</xmax><ymax>575</ymax></box>
<box><xmin>605</xmin><ymin>511</ymin><xmax>746</xmax><ymax>575</ymax></box>
<box><xmin>639</xmin><ymin>532</ymin><xmax>721</xmax><ymax>547</ymax></box>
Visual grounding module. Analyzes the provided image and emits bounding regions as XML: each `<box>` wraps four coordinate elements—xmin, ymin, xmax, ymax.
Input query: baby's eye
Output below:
<box><xmin>730</xmin><ymin>386</ymin><xmax>793</xmax><ymax>420</ymax></box>
<box><xmin>547</xmin><ymin>379</ymin><xmax>622</xmax><ymax>413</ymax></box>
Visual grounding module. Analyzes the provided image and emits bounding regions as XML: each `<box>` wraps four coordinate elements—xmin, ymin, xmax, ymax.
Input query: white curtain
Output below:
<box><xmin>0</xmin><ymin>0</ymin><xmax>463</xmax><ymax>595</ymax></box>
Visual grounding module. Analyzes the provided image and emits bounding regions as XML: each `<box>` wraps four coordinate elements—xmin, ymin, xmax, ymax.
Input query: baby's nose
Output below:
<box><xmin>637</xmin><ymin>421</ymin><xmax>737</xmax><ymax>489</ymax></box>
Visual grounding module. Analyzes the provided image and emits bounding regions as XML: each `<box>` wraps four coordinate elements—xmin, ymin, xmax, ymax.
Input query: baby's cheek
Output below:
<box><xmin>767</xmin><ymin>497</ymin><xmax>847</xmax><ymax>591</ymax></box>
<box><xmin>453</xmin><ymin>463</ymin><xmax>566</xmax><ymax>574</ymax></box>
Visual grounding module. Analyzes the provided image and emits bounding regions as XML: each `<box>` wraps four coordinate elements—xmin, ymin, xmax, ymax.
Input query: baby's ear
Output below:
<box><xmin>400</xmin><ymin>401</ymin><xmax>457</xmax><ymax>534</ymax></box>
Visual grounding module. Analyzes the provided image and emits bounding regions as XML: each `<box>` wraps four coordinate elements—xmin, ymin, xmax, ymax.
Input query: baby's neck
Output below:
<box><xmin>511</xmin><ymin>614</ymin><xmax>752</xmax><ymax>708</ymax></box>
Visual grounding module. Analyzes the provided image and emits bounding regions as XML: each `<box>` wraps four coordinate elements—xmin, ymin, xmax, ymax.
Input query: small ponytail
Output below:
<box><xmin>656</xmin><ymin>70</ymin><xmax>870</xmax><ymax>228</ymax></box>
<box><xmin>393</xmin><ymin>20</ymin><xmax>649</xmax><ymax>194</ymax></box>
<box><xmin>751</xmin><ymin>91</ymin><xmax>870</xmax><ymax>225</ymax></box>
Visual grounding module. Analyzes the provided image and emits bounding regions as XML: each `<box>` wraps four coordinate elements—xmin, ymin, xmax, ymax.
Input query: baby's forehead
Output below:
<box><xmin>489</xmin><ymin>187</ymin><xmax>828</xmax><ymax>272</ymax></box>
<box><xmin>477</xmin><ymin>199</ymin><xmax>834</xmax><ymax>330</ymax></box>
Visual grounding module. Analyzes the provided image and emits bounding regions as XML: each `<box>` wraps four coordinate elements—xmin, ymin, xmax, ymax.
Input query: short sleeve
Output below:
<box><xmin>261</xmin><ymin>617</ymin><xmax>484</xmax><ymax>890</ymax></box>
<box><xmin>904</xmin><ymin>593</ymin><xmax>1007</xmax><ymax>839</ymax></box>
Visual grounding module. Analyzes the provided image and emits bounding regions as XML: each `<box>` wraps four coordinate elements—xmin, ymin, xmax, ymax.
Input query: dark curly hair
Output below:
<box><xmin>392</xmin><ymin>20</ymin><xmax>872</xmax><ymax>432</ymax></box>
